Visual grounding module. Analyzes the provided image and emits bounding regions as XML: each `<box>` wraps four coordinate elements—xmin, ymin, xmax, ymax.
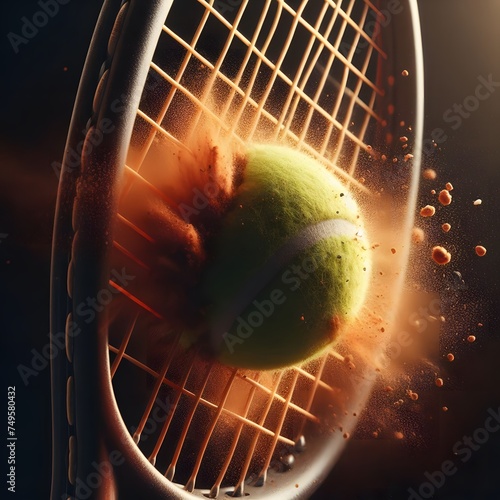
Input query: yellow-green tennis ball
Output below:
<box><xmin>201</xmin><ymin>144</ymin><xmax>370</xmax><ymax>370</ymax></box>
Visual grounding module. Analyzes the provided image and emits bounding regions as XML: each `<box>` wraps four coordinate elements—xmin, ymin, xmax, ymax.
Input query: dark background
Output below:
<box><xmin>1</xmin><ymin>1</ymin><xmax>499</xmax><ymax>499</ymax></box>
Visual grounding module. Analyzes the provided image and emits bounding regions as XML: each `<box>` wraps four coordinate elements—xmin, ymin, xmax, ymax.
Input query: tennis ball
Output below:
<box><xmin>199</xmin><ymin>144</ymin><xmax>370</xmax><ymax>370</ymax></box>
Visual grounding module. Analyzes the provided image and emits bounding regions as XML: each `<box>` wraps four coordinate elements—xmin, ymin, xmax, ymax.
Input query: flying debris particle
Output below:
<box><xmin>442</xmin><ymin>223</ymin><xmax>451</xmax><ymax>233</ymax></box>
<box><xmin>407</xmin><ymin>390</ymin><xmax>419</xmax><ymax>401</ymax></box>
<box><xmin>467</xmin><ymin>335</ymin><xmax>476</xmax><ymax>343</ymax></box>
<box><xmin>435</xmin><ymin>378</ymin><xmax>444</xmax><ymax>388</ymax></box>
<box><xmin>412</xmin><ymin>227</ymin><xmax>425</xmax><ymax>244</ymax></box>
<box><xmin>402</xmin><ymin>69</ymin><xmax>409</xmax><ymax>77</ymax></box>
<box><xmin>445</xmin><ymin>182</ymin><xmax>453</xmax><ymax>191</ymax></box>
<box><xmin>473</xmin><ymin>199</ymin><xmax>482</xmax><ymax>206</ymax></box>
<box><xmin>438</xmin><ymin>189</ymin><xmax>452</xmax><ymax>206</ymax></box>
<box><xmin>422</xmin><ymin>168</ymin><xmax>437</xmax><ymax>180</ymax></box>
<box><xmin>475</xmin><ymin>245</ymin><xmax>487</xmax><ymax>257</ymax></box>
<box><xmin>420</xmin><ymin>205</ymin><xmax>436</xmax><ymax>217</ymax></box>
<box><xmin>432</xmin><ymin>246</ymin><xmax>451</xmax><ymax>265</ymax></box>
<box><xmin>446</xmin><ymin>353</ymin><xmax>455</xmax><ymax>362</ymax></box>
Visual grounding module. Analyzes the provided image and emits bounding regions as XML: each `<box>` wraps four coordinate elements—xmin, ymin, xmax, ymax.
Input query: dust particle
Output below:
<box><xmin>438</xmin><ymin>189</ymin><xmax>452</xmax><ymax>206</ymax></box>
<box><xmin>402</xmin><ymin>69</ymin><xmax>409</xmax><ymax>77</ymax></box>
<box><xmin>435</xmin><ymin>378</ymin><xmax>444</xmax><ymax>387</ymax></box>
<box><xmin>467</xmin><ymin>335</ymin><xmax>476</xmax><ymax>343</ymax></box>
<box><xmin>473</xmin><ymin>199</ymin><xmax>482</xmax><ymax>205</ymax></box>
<box><xmin>442</xmin><ymin>223</ymin><xmax>451</xmax><ymax>233</ymax></box>
<box><xmin>446</xmin><ymin>353</ymin><xmax>455</xmax><ymax>362</ymax></box>
<box><xmin>475</xmin><ymin>245</ymin><xmax>487</xmax><ymax>257</ymax></box>
<box><xmin>407</xmin><ymin>390</ymin><xmax>419</xmax><ymax>401</ymax></box>
<box><xmin>423</xmin><ymin>168</ymin><xmax>437</xmax><ymax>180</ymax></box>
<box><xmin>432</xmin><ymin>246</ymin><xmax>451</xmax><ymax>265</ymax></box>
<box><xmin>445</xmin><ymin>182</ymin><xmax>453</xmax><ymax>191</ymax></box>
<box><xmin>412</xmin><ymin>227</ymin><xmax>425</xmax><ymax>244</ymax></box>
<box><xmin>420</xmin><ymin>205</ymin><xmax>436</xmax><ymax>217</ymax></box>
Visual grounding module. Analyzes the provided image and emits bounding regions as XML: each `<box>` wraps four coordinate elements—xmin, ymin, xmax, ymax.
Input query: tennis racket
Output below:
<box><xmin>50</xmin><ymin>0</ymin><xmax>424</xmax><ymax>498</ymax></box>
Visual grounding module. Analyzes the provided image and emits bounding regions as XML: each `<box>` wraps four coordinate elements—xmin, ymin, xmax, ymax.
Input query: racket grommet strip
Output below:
<box><xmin>108</xmin><ymin>2</ymin><xmax>130</xmax><ymax>58</ymax></box>
<box><xmin>66</xmin><ymin>376</ymin><xmax>75</xmax><ymax>426</ymax></box>
<box><xmin>66</xmin><ymin>259</ymin><xmax>74</xmax><ymax>299</ymax></box>
<box><xmin>68</xmin><ymin>435</ymin><xmax>77</xmax><ymax>486</ymax></box>
<box><xmin>93</xmin><ymin>70</ymin><xmax>109</xmax><ymax>115</ymax></box>
<box><xmin>65</xmin><ymin>313</ymin><xmax>74</xmax><ymax>363</ymax></box>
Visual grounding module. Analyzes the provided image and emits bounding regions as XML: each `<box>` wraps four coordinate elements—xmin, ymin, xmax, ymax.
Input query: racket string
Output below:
<box><xmin>108</xmin><ymin>0</ymin><xmax>386</xmax><ymax>492</ymax></box>
<box><xmin>108</xmin><ymin>304</ymin><xmax>352</xmax><ymax>490</ymax></box>
<box><xmin>127</xmin><ymin>0</ymin><xmax>385</xmax><ymax>183</ymax></box>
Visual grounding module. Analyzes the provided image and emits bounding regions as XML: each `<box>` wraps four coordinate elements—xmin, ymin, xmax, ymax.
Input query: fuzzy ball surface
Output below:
<box><xmin>200</xmin><ymin>144</ymin><xmax>371</xmax><ymax>369</ymax></box>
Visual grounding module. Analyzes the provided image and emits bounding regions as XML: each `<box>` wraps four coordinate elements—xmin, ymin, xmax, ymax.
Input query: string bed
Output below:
<box><xmin>107</xmin><ymin>0</ymin><xmax>385</xmax><ymax>494</ymax></box>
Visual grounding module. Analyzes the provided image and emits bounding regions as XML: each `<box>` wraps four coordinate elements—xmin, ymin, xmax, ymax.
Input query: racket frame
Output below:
<box><xmin>50</xmin><ymin>1</ymin><xmax>424</xmax><ymax>498</ymax></box>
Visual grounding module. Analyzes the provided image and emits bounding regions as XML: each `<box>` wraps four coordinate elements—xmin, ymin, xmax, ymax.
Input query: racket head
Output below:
<box><xmin>50</xmin><ymin>0</ymin><xmax>424</xmax><ymax>498</ymax></box>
